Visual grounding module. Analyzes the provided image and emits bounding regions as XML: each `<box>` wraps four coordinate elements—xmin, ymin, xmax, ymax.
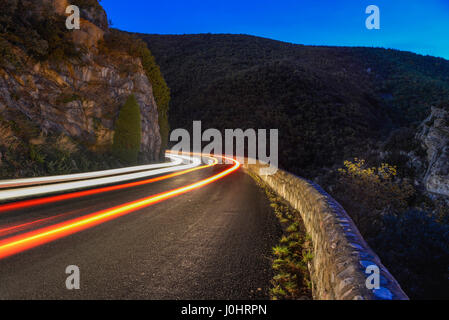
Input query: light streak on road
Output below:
<box><xmin>0</xmin><ymin>156</ymin><xmax>183</xmax><ymax>189</ymax></box>
<box><xmin>0</xmin><ymin>155</ymin><xmax>215</xmax><ymax>213</ymax></box>
<box><xmin>0</xmin><ymin>154</ymin><xmax>240</xmax><ymax>259</ymax></box>
<box><xmin>0</xmin><ymin>208</ymin><xmax>96</xmax><ymax>237</ymax></box>
<box><xmin>0</xmin><ymin>154</ymin><xmax>200</xmax><ymax>203</ymax></box>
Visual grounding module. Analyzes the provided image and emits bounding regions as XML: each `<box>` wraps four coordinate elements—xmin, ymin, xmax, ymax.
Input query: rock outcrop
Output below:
<box><xmin>44</xmin><ymin>0</ymin><xmax>69</xmax><ymax>15</ymax></box>
<box><xmin>0</xmin><ymin>0</ymin><xmax>161</xmax><ymax>173</ymax></box>
<box><xmin>43</xmin><ymin>0</ymin><xmax>108</xmax><ymax>30</ymax></box>
<box><xmin>417</xmin><ymin>107</ymin><xmax>449</xmax><ymax>197</ymax></box>
<box><xmin>71</xmin><ymin>18</ymin><xmax>105</xmax><ymax>49</ymax></box>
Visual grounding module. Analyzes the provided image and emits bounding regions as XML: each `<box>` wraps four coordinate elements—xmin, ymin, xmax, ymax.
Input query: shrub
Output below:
<box><xmin>0</xmin><ymin>1</ymin><xmax>80</xmax><ymax>62</ymax></box>
<box><xmin>29</xmin><ymin>145</ymin><xmax>45</xmax><ymax>164</ymax></box>
<box><xmin>70</xmin><ymin>0</ymin><xmax>102</xmax><ymax>10</ymax></box>
<box><xmin>384</xmin><ymin>127</ymin><xmax>418</xmax><ymax>153</ymax></box>
<box><xmin>139</xmin><ymin>46</ymin><xmax>170</xmax><ymax>158</ymax></box>
<box><xmin>112</xmin><ymin>94</ymin><xmax>142</xmax><ymax>164</ymax></box>
<box><xmin>335</xmin><ymin>158</ymin><xmax>415</xmax><ymax>236</ymax></box>
<box><xmin>370</xmin><ymin>210</ymin><xmax>449</xmax><ymax>299</ymax></box>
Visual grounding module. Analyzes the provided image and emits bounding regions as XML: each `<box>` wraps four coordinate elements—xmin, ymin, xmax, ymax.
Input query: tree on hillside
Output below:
<box><xmin>138</xmin><ymin>47</ymin><xmax>170</xmax><ymax>159</ymax></box>
<box><xmin>112</xmin><ymin>94</ymin><xmax>142</xmax><ymax>164</ymax></box>
<box><xmin>100</xmin><ymin>30</ymin><xmax>170</xmax><ymax>159</ymax></box>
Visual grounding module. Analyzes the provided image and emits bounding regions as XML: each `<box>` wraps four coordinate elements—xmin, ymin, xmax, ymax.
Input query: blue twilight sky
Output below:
<box><xmin>101</xmin><ymin>0</ymin><xmax>449</xmax><ymax>60</ymax></box>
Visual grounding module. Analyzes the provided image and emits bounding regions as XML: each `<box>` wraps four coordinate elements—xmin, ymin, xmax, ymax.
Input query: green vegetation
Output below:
<box><xmin>70</xmin><ymin>0</ymin><xmax>103</xmax><ymax>10</ymax></box>
<box><xmin>0</xmin><ymin>0</ymin><xmax>81</xmax><ymax>64</ymax></box>
<box><xmin>335</xmin><ymin>159</ymin><xmax>415</xmax><ymax>237</ymax></box>
<box><xmin>249</xmin><ymin>172</ymin><xmax>312</xmax><ymax>300</ymax></box>
<box><xmin>140</xmin><ymin>47</ymin><xmax>170</xmax><ymax>158</ymax></box>
<box><xmin>112</xmin><ymin>94</ymin><xmax>142</xmax><ymax>164</ymax></box>
<box><xmin>101</xmin><ymin>30</ymin><xmax>170</xmax><ymax>158</ymax></box>
<box><xmin>29</xmin><ymin>145</ymin><xmax>45</xmax><ymax>164</ymax></box>
<box><xmin>141</xmin><ymin>34</ymin><xmax>449</xmax><ymax>177</ymax></box>
<box><xmin>370</xmin><ymin>210</ymin><xmax>449</xmax><ymax>300</ymax></box>
<box><xmin>0</xmin><ymin>126</ymin><xmax>123</xmax><ymax>179</ymax></box>
<box><xmin>328</xmin><ymin>158</ymin><xmax>449</xmax><ymax>299</ymax></box>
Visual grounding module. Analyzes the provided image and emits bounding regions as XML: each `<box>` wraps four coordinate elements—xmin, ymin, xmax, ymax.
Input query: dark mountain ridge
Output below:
<box><xmin>139</xmin><ymin>33</ymin><xmax>449</xmax><ymax>177</ymax></box>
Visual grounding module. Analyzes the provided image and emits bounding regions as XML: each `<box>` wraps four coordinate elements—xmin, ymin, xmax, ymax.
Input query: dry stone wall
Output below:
<box><xmin>244</xmin><ymin>161</ymin><xmax>409</xmax><ymax>300</ymax></box>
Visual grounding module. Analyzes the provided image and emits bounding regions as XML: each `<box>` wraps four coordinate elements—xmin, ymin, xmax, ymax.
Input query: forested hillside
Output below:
<box><xmin>140</xmin><ymin>33</ymin><xmax>449</xmax><ymax>177</ymax></box>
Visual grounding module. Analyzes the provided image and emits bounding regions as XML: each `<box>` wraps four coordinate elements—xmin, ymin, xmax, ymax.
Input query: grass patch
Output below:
<box><xmin>248</xmin><ymin>170</ymin><xmax>313</xmax><ymax>300</ymax></box>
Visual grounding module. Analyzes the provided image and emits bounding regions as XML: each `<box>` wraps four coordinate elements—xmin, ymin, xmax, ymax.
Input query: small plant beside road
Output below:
<box><xmin>249</xmin><ymin>172</ymin><xmax>313</xmax><ymax>300</ymax></box>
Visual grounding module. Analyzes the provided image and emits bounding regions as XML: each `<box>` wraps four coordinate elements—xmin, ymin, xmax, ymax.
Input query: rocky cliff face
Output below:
<box><xmin>0</xmin><ymin>0</ymin><xmax>161</xmax><ymax>177</ymax></box>
<box><xmin>417</xmin><ymin>107</ymin><xmax>449</xmax><ymax>197</ymax></box>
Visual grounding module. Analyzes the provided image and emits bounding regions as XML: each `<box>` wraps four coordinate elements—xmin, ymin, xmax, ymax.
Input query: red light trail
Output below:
<box><xmin>0</xmin><ymin>155</ymin><xmax>215</xmax><ymax>213</ymax></box>
<box><xmin>0</xmin><ymin>154</ymin><xmax>240</xmax><ymax>259</ymax></box>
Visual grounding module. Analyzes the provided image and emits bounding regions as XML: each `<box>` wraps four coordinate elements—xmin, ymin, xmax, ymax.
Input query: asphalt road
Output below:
<box><xmin>0</xmin><ymin>165</ymin><xmax>281</xmax><ymax>299</ymax></box>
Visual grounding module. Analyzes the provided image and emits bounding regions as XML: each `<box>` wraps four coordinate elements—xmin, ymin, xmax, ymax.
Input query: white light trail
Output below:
<box><xmin>0</xmin><ymin>156</ymin><xmax>183</xmax><ymax>189</ymax></box>
<box><xmin>0</xmin><ymin>154</ymin><xmax>201</xmax><ymax>202</ymax></box>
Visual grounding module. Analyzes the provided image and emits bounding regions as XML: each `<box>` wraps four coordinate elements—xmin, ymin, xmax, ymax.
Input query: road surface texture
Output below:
<box><xmin>0</xmin><ymin>165</ymin><xmax>281</xmax><ymax>299</ymax></box>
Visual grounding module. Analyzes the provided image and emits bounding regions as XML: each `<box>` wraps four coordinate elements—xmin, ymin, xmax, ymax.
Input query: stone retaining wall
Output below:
<box><xmin>244</xmin><ymin>162</ymin><xmax>408</xmax><ymax>300</ymax></box>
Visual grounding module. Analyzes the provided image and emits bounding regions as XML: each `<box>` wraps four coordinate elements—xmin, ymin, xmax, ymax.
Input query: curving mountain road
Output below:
<box><xmin>0</xmin><ymin>155</ymin><xmax>280</xmax><ymax>299</ymax></box>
